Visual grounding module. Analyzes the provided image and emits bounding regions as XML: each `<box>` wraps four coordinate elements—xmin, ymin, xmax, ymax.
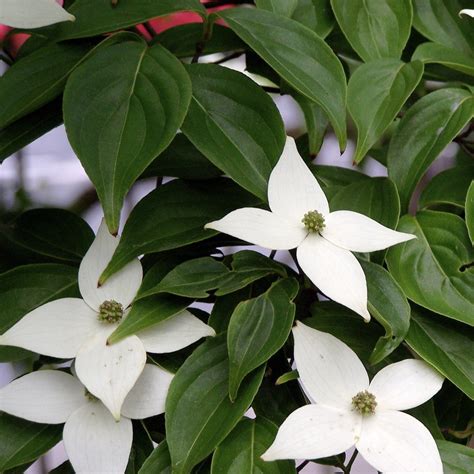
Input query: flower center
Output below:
<box><xmin>84</xmin><ymin>388</ymin><xmax>98</xmax><ymax>402</ymax></box>
<box><xmin>351</xmin><ymin>390</ymin><xmax>377</xmax><ymax>415</ymax></box>
<box><xmin>98</xmin><ymin>300</ymin><xmax>123</xmax><ymax>324</ymax></box>
<box><xmin>302</xmin><ymin>210</ymin><xmax>325</xmax><ymax>233</ymax></box>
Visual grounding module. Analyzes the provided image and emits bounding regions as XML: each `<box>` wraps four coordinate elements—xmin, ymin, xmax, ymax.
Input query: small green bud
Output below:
<box><xmin>98</xmin><ymin>300</ymin><xmax>123</xmax><ymax>324</ymax></box>
<box><xmin>352</xmin><ymin>390</ymin><xmax>377</xmax><ymax>415</ymax></box>
<box><xmin>302</xmin><ymin>210</ymin><xmax>325</xmax><ymax>233</ymax></box>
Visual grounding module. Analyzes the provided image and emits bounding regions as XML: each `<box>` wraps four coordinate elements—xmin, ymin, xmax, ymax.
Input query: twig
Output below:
<box><xmin>296</xmin><ymin>460</ymin><xmax>310</xmax><ymax>472</ymax></box>
<box><xmin>143</xmin><ymin>22</ymin><xmax>157</xmax><ymax>39</ymax></box>
<box><xmin>213</xmin><ymin>51</ymin><xmax>244</xmax><ymax>65</ymax></box>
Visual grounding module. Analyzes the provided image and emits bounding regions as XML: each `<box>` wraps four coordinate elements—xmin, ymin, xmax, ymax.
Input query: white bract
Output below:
<box><xmin>0</xmin><ymin>220</ymin><xmax>215</xmax><ymax>419</ymax></box>
<box><xmin>459</xmin><ymin>9</ymin><xmax>474</xmax><ymax>17</ymax></box>
<box><xmin>0</xmin><ymin>366</ymin><xmax>171</xmax><ymax>473</ymax></box>
<box><xmin>262</xmin><ymin>322</ymin><xmax>444</xmax><ymax>472</ymax></box>
<box><xmin>205</xmin><ymin>137</ymin><xmax>415</xmax><ymax>320</ymax></box>
<box><xmin>0</xmin><ymin>0</ymin><xmax>75</xmax><ymax>28</ymax></box>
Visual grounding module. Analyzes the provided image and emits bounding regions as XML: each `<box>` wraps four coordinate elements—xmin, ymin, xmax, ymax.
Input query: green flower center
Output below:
<box><xmin>302</xmin><ymin>210</ymin><xmax>325</xmax><ymax>233</ymax></box>
<box><xmin>98</xmin><ymin>300</ymin><xmax>123</xmax><ymax>324</ymax></box>
<box><xmin>352</xmin><ymin>390</ymin><xmax>377</xmax><ymax>415</ymax></box>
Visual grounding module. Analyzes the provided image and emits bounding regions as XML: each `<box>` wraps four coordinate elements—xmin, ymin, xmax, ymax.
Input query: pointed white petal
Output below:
<box><xmin>357</xmin><ymin>410</ymin><xmax>443</xmax><ymax>473</ymax></box>
<box><xmin>0</xmin><ymin>298</ymin><xmax>99</xmax><ymax>358</ymax></box>
<box><xmin>459</xmin><ymin>9</ymin><xmax>474</xmax><ymax>17</ymax></box>
<box><xmin>0</xmin><ymin>370</ymin><xmax>85</xmax><ymax>424</ymax></box>
<box><xmin>261</xmin><ymin>404</ymin><xmax>360</xmax><ymax>461</ymax></box>
<box><xmin>296</xmin><ymin>235</ymin><xmax>371</xmax><ymax>320</ymax></box>
<box><xmin>75</xmin><ymin>328</ymin><xmax>146</xmax><ymax>420</ymax></box>
<box><xmin>205</xmin><ymin>207</ymin><xmax>306</xmax><ymax>250</ymax></box>
<box><xmin>369</xmin><ymin>359</ymin><xmax>444</xmax><ymax>411</ymax></box>
<box><xmin>293</xmin><ymin>322</ymin><xmax>369</xmax><ymax>408</ymax></box>
<box><xmin>138</xmin><ymin>310</ymin><xmax>216</xmax><ymax>354</ymax></box>
<box><xmin>0</xmin><ymin>0</ymin><xmax>75</xmax><ymax>28</ymax></box>
<box><xmin>122</xmin><ymin>364</ymin><xmax>174</xmax><ymax>419</ymax></box>
<box><xmin>79</xmin><ymin>220</ymin><xmax>142</xmax><ymax>311</ymax></box>
<box><xmin>322</xmin><ymin>211</ymin><xmax>415</xmax><ymax>252</ymax></box>
<box><xmin>268</xmin><ymin>136</ymin><xmax>329</xmax><ymax>224</ymax></box>
<box><xmin>64</xmin><ymin>402</ymin><xmax>132</xmax><ymax>474</ymax></box>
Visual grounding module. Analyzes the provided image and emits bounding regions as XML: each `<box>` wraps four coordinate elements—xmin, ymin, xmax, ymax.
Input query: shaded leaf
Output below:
<box><xmin>139</xmin><ymin>441</ymin><xmax>171</xmax><ymax>474</ymax></box>
<box><xmin>437</xmin><ymin>439</ymin><xmax>474</xmax><ymax>474</ymax></box>
<box><xmin>256</xmin><ymin>0</ymin><xmax>298</xmax><ymax>17</ymax></box>
<box><xmin>291</xmin><ymin>0</ymin><xmax>334</xmax><ymax>38</ymax></box>
<box><xmin>466</xmin><ymin>181</ymin><xmax>474</xmax><ymax>244</ymax></box>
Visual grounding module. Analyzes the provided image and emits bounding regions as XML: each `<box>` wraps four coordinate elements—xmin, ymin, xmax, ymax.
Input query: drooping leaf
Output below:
<box><xmin>181</xmin><ymin>63</ymin><xmax>285</xmax><ymax>201</ymax></box>
<box><xmin>255</xmin><ymin>0</ymin><xmax>298</xmax><ymax>17</ymax></box>
<box><xmin>406</xmin><ymin>309</ymin><xmax>474</xmax><ymax>399</ymax></box>
<box><xmin>227</xmin><ymin>278</ymin><xmax>298</xmax><ymax>400</ymax></box>
<box><xmin>291</xmin><ymin>0</ymin><xmax>334</xmax><ymax>38</ymax></box>
<box><xmin>211</xmin><ymin>417</ymin><xmax>295</xmax><ymax>473</ymax></box>
<box><xmin>165</xmin><ymin>335</ymin><xmax>264</xmax><ymax>474</ymax></box>
<box><xmin>437</xmin><ymin>439</ymin><xmax>474</xmax><ymax>474</ymax></box>
<box><xmin>347</xmin><ymin>59</ymin><xmax>423</xmax><ymax>163</ymax></box>
<box><xmin>387</xmin><ymin>211</ymin><xmax>474</xmax><ymax>326</ymax></box>
<box><xmin>387</xmin><ymin>88</ymin><xmax>474</xmax><ymax>211</ymax></box>
<box><xmin>331</xmin><ymin>0</ymin><xmax>413</xmax><ymax>61</ymax></box>
<box><xmin>466</xmin><ymin>181</ymin><xmax>474</xmax><ymax>244</ymax></box>
<box><xmin>218</xmin><ymin>7</ymin><xmax>347</xmax><ymax>150</ymax></box>
<box><xmin>139</xmin><ymin>441</ymin><xmax>171</xmax><ymax>474</ymax></box>
<box><xmin>419</xmin><ymin>165</ymin><xmax>474</xmax><ymax>209</ymax></box>
<box><xmin>100</xmin><ymin>179</ymin><xmax>260</xmax><ymax>283</ymax></box>
<box><xmin>0</xmin><ymin>413</ymin><xmax>62</xmax><ymax>471</ymax></box>
<box><xmin>63</xmin><ymin>37</ymin><xmax>192</xmax><ymax>233</ymax></box>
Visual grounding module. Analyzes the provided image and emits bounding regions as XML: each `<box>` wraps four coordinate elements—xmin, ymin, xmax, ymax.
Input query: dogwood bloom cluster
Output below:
<box><xmin>262</xmin><ymin>322</ymin><xmax>444</xmax><ymax>472</ymax></box>
<box><xmin>206</xmin><ymin>137</ymin><xmax>415</xmax><ymax>320</ymax></box>
<box><xmin>0</xmin><ymin>0</ymin><xmax>75</xmax><ymax>28</ymax></box>
<box><xmin>0</xmin><ymin>366</ymin><xmax>171</xmax><ymax>472</ymax></box>
<box><xmin>0</xmin><ymin>220</ymin><xmax>215</xmax><ymax>419</ymax></box>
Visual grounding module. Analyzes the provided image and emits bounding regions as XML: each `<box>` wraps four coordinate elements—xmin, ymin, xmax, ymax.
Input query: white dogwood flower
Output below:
<box><xmin>0</xmin><ymin>366</ymin><xmax>171</xmax><ymax>473</ymax></box>
<box><xmin>205</xmin><ymin>137</ymin><xmax>415</xmax><ymax>320</ymax></box>
<box><xmin>0</xmin><ymin>0</ymin><xmax>75</xmax><ymax>28</ymax></box>
<box><xmin>262</xmin><ymin>322</ymin><xmax>444</xmax><ymax>472</ymax></box>
<box><xmin>0</xmin><ymin>220</ymin><xmax>215</xmax><ymax>419</ymax></box>
<box><xmin>459</xmin><ymin>9</ymin><xmax>474</xmax><ymax>17</ymax></box>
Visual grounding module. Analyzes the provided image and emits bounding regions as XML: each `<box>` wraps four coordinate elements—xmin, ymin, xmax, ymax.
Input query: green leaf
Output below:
<box><xmin>211</xmin><ymin>417</ymin><xmax>295</xmax><ymax>473</ymax></box>
<box><xmin>291</xmin><ymin>0</ymin><xmax>334</xmax><ymax>38</ymax></box>
<box><xmin>1</xmin><ymin>208</ymin><xmax>94</xmax><ymax>264</ymax></box>
<box><xmin>310</xmin><ymin>164</ymin><xmax>368</xmax><ymax>188</ymax></box>
<box><xmin>256</xmin><ymin>0</ymin><xmax>298</xmax><ymax>17</ymax></box>
<box><xmin>359</xmin><ymin>260</ymin><xmax>410</xmax><ymax>364</ymax></box>
<box><xmin>181</xmin><ymin>63</ymin><xmax>285</xmax><ymax>201</ymax></box>
<box><xmin>466</xmin><ymin>181</ymin><xmax>474</xmax><ymax>244</ymax></box>
<box><xmin>406</xmin><ymin>309</ymin><xmax>474</xmax><ymax>399</ymax></box>
<box><xmin>412</xmin><ymin>42</ymin><xmax>474</xmax><ymax>76</ymax></box>
<box><xmin>0</xmin><ymin>99</ymin><xmax>62</xmax><ymax>163</ymax></box>
<box><xmin>0</xmin><ymin>264</ymin><xmax>79</xmax><ymax>361</ymax></box>
<box><xmin>218</xmin><ymin>7</ymin><xmax>347</xmax><ymax>150</ymax></box>
<box><xmin>387</xmin><ymin>88</ymin><xmax>474</xmax><ymax>211</ymax></box>
<box><xmin>0</xmin><ymin>413</ymin><xmax>62</xmax><ymax>471</ymax></box>
<box><xmin>228</xmin><ymin>278</ymin><xmax>298</xmax><ymax>400</ymax></box>
<box><xmin>412</xmin><ymin>0</ymin><xmax>474</xmax><ymax>56</ymax></box>
<box><xmin>63</xmin><ymin>38</ymin><xmax>192</xmax><ymax>233</ymax></box>
<box><xmin>348</xmin><ymin>59</ymin><xmax>423</xmax><ymax>163</ymax></box>
<box><xmin>419</xmin><ymin>165</ymin><xmax>474</xmax><ymax>209</ymax></box>
<box><xmin>275</xmin><ymin>370</ymin><xmax>299</xmax><ymax>385</ymax></box>
<box><xmin>386</xmin><ymin>211</ymin><xmax>474</xmax><ymax>326</ymax></box>
<box><xmin>44</xmin><ymin>0</ymin><xmax>206</xmax><ymax>40</ymax></box>
<box><xmin>209</xmin><ymin>288</ymin><xmax>252</xmax><ymax>335</ymax></box>
<box><xmin>437</xmin><ymin>440</ymin><xmax>474</xmax><ymax>474</ymax></box>
<box><xmin>100</xmin><ymin>179</ymin><xmax>260</xmax><ymax>282</ymax></box>
<box><xmin>0</xmin><ymin>42</ymin><xmax>93</xmax><ymax>129</ymax></box>
<box><xmin>166</xmin><ymin>335</ymin><xmax>264</xmax><ymax>474</ymax></box>
<box><xmin>139</xmin><ymin>441</ymin><xmax>171</xmax><ymax>474</ymax></box>
<box><xmin>331</xmin><ymin>0</ymin><xmax>413</xmax><ymax>61</ymax></box>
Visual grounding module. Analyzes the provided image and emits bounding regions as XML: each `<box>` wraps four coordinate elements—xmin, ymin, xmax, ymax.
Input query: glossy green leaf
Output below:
<box><xmin>209</xmin><ymin>288</ymin><xmax>252</xmax><ymax>335</ymax></box>
<box><xmin>219</xmin><ymin>8</ymin><xmax>347</xmax><ymax>150</ymax></box>
<box><xmin>412</xmin><ymin>0</ymin><xmax>474</xmax><ymax>56</ymax></box>
<box><xmin>181</xmin><ymin>63</ymin><xmax>285</xmax><ymax>201</ymax></box>
<box><xmin>437</xmin><ymin>440</ymin><xmax>474</xmax><ymax>474</ymax></box>
<box><xmin>387</xmin><ymin>88</ymin><xmax>474</xmax><ymax>211</ymax></box>
<box><xmin>466</xmin><ymin>181</ymin><xmax>474</xmax><ymax>244</ymax></box>
<box><xmin>331</xmin><ymin>0</ymin><xmax>413</xmax><ymax>61</ymax></box>
<box><xmin>359</xmin><ymin>260</ymin><xmax>410</xmax><ymax>364</ymax></box>
<box><xmin>419</xmin><ymin>165</ymin><xmax>474</xmax><ymax>209</ymax></box>
<box><xmin>310</xmin><ymin>164</ymin><xmax>368</xmax><ymax>188</ymax></box>
<box><xmin>228</xmin><ymin>278</ymin><xmax>298</xmax><ymax>400</ymax></box>
<box><xmin>348</xmin><ymin>59</ymin><xmax>423</xmax><ymax>163</ymax></box>
<box><xmin>166</xmin><ymin>335</ymin><xmax>264</xmax><ymax>474</ymax></box>
<box><xmin>413</xmin><ymin>42</ymin><xmax>474</xmax><ymax>76</ymax></box>
<box><xmin>100</xmin><ymin>179</ymin><xmax>260</xmax><ymax>282</ymax></box>
<box><xmin>275</xmin><ymin>370</ymin><xmax>299</xmax><ymax>386</ymax></box>
<box><xmin>64</xmin><ymin>38</ymin><xmax>192</xmax><ymax>233</ymax></box>
<box><xmin>406</xmin><ymin>309</ymin><xmax>474</xmax><ymax>399</ymax></box>
<box><xmin>139</xmin><ymin>441</ymin><xmax>171</xmax><ymax>474</ymax></box>
<box><xmin>0</xmin><ymin>413</ymin><xmax>62</xmax><ymax>471</ymax></box>
<box><xmin>256</xmin><ymin>0</ymin><xmax>298</xmax><ymax>17</ymax></box>
<box><xmin>386</xmin><ymin>211</ymin><xmax>474</xmax><ymax>326</ymax></box>
<box><xmin>211</xmin><ymin>417</ymin><xmax>295</xmax><ymax>473</ymax></box>
<box><xmin>44</xmin><ymin>0</ymin><xmax>206</xmax><ymax>40</ymax></box>
<box><xmin>1</xmin><ymin>208</ymin><xmax>94</xmax><ymax>264</ymax></box>
<box><xmin>291</xmin><ymin>0</ymin><xmax>334</xmax><ymax>38</ymax></box>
